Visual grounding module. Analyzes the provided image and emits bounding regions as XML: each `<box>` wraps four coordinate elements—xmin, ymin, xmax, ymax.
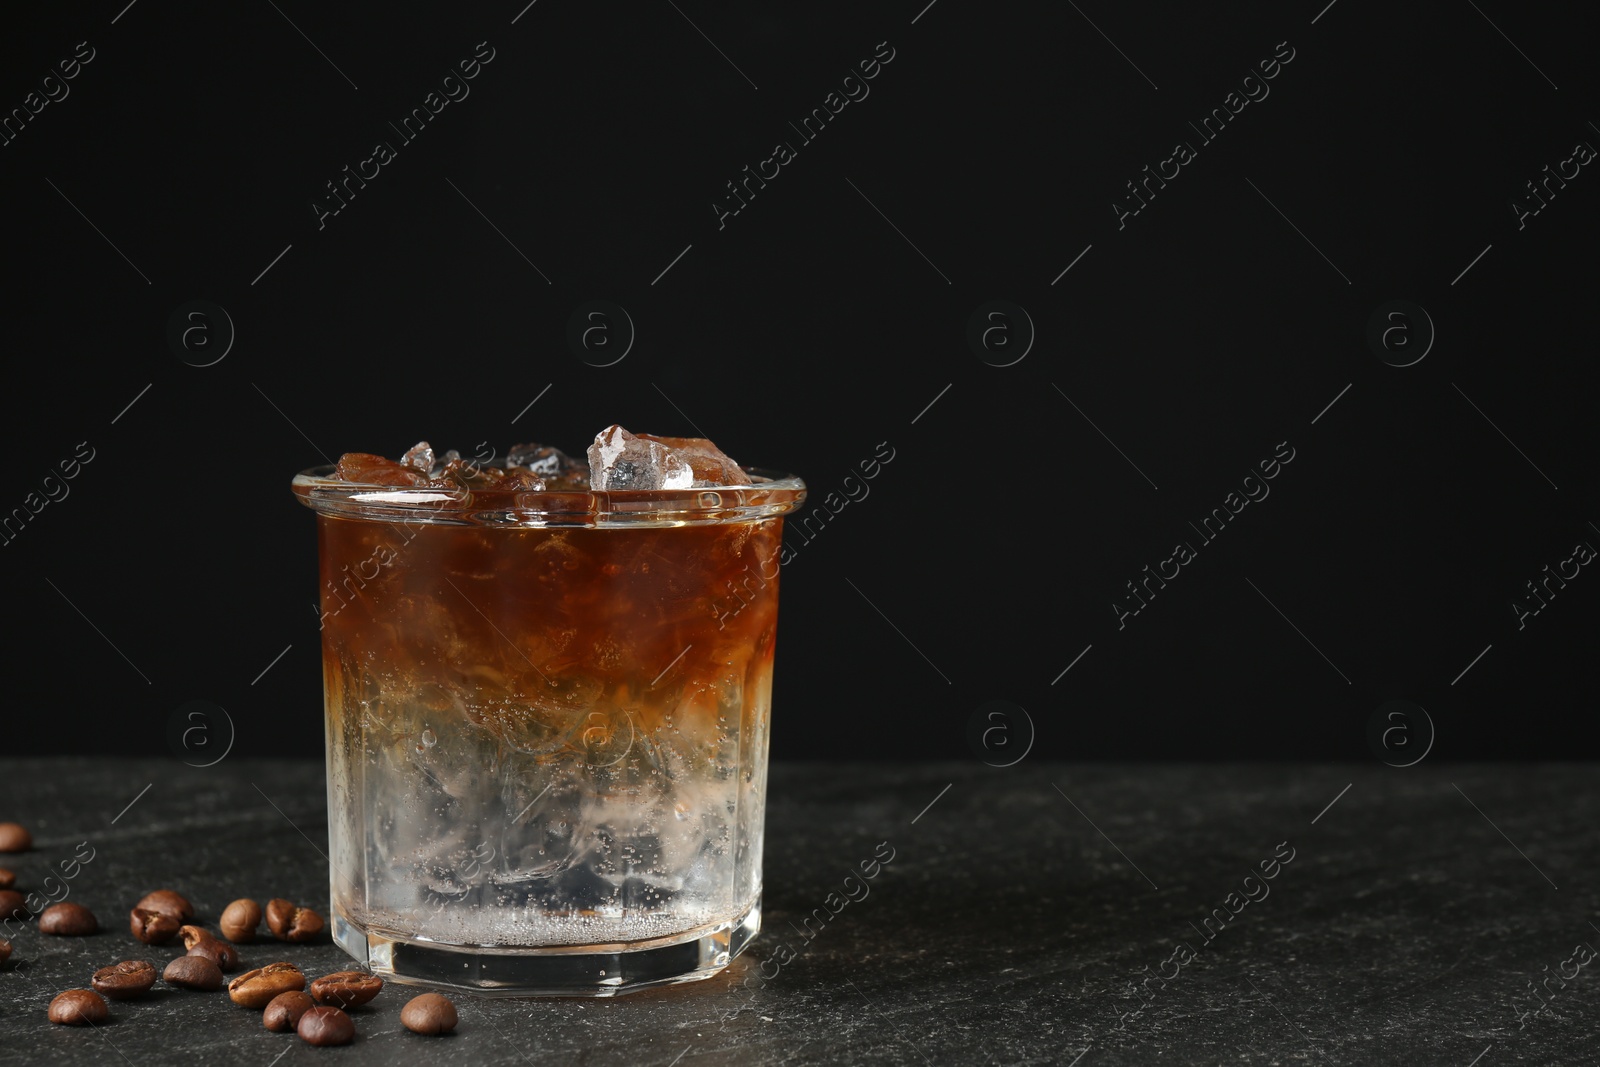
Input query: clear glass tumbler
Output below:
<box><xmin>292</xmin><ymin>466</ymin><xmax>804</xmax><ymax>995</ymax></box>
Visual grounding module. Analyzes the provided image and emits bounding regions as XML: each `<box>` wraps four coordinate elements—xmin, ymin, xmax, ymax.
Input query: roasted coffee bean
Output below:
<box><xmin>228</xmin><ymin>962</ymin><xmax>306</xmax><ymax>1008</ymax></box>
<box><xmin>0</xmin><ymin>866</ymin><xmax>15</xmax><ymax>889</ymax></box>
<box><xmin>220</xmin><ymin>898</ymin><xmax>262</xmax><ymax>943</ymax></box>
<box><xmin>309</xmin><ymin>969</ymin><xmax>383</xmax><ymax>1009</ymax></box>
<box><xmin>187</xmin><ymin>937</ymin><xmax>242</xmax><ymax>972</ymax></box>
<box><xmin>92</xmin><ymin>960</ymin><xmax>157</xmax><ymax>1000</ymax></box>
<box><xmin>135</xmin><ymin>889</ymin><xmax>193</xmax><ymax>922</ymax></box>
<box><xmin>263</xmin><ymin>990</ymin><xmax>316</xmax><ymax>1032</ymax></box>
<box><xmin>0</xmin><ymin>938</ymin><xmax>12</xmax><ymax>964</ymax></box>
<box><xmin>0</xmin><ymin>890</ymin><xmax>27</xmax><ymax>921</ymax></box>
<box><xmin>265</xmin><ymin>898</ymin><xmax>325</xmax><ymax>943</ymax></box>
<box><xmin>129</xmin><ymin>907</ymin><xmax>179</xmax><ymax>945</ymax></box>
<box><xmin>297</xmin><ymin>1005</ymin><xmax>355</xmax><ymax>1047</ymax></box>
<box><xmin>164</xmin><ymin>955</ymin><xmax>224</xmax><ymax>991</ymax></box>
<box><xmin>48</xmin><ymin>989</ymin><xmax>108</xmax><ymax>1026</ymax></box>
<box><xmin>400</xmin><ymin>992</ymin><xmax>458</xmax><ymax>1035</ymax></box>
<box><xmin>38</xmin><ymin>902</ymin><xmax>97</xmax><ymax>936</ymax></box>
<box><xmin>0</xmin><ymin>822</ymin><xmax>31</xmax><ymax>853</ymax></box>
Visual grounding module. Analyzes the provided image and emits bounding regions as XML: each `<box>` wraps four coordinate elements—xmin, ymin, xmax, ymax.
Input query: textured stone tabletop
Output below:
<box><xmin>0</xmin><ymin>759</ymin><xmax>1594</xmax><ymax>1065</ymax></box>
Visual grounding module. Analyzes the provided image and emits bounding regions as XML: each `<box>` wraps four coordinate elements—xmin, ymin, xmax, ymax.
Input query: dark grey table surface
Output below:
<box><xmin>0</xmin><ymin>759</ymin><xmax>1594</xmax><ymax>1066</ymax></box>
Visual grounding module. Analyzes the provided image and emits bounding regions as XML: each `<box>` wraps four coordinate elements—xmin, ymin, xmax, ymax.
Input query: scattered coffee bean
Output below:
<box><xmin>265</xmin><ymin>898</ymin><xmax>325</xmax><ymax>943</ymax></box>
<box><xmin>310</xmin><ymin>969</ymin><xmax>383</xmax><ymax>1009</ymax></box>
<box><xmin>0</xmin><ymin>890</ymin><xmax>27</xmax><ymax>921</ymax></box>
<box><xmin>92</xmin><ymin>960</ymin><xmax>157</xmax><ymax>1000</ymax></box>
<box><xmin>0</xmin><ymin>867</ymin><xmax>14</xmax><ymax>889</ymax></box>
<box><xmin>0</xmin><ymin>823</ymin><xmax>31</xmax><ymax>853</ymax></box>
<box><xmin>220</xmin><ymin>898</ymin><xmax>262</xmax><ymax>943</ymax></box>
<box><xmin>0</xmin><ymin>939</ymin><xmax>11</xmax><ymax>964</ymax></box>
<box><xmin>164</xmin><ymin>954</ymin><xmax>224</xmax><ymax>991</ymax></box>
<box><xmin>135</xmin><ymin>889</ymin><xmax>193</xmax><ymax>922</ymax></box>
<box><xmin>401</xmin><ymin>993</ymin><xmax>458</xmax><ymax>1035</ymax></box>
<box><xmin>229</xmin><ymin>962</ymin><xmax>306</xmax><ymax>1008</ymax></box>
<box><xmin>187</xmin><ymin>937</ymin><xmax>242</xmax><ymax>973</ymax></box>
<box><xmin>38</xmin><ymin>902</ymin><xmax>98</xmax><ymax>936</ymax></box>
<box><xmin>129</xmin><ymin>907</ymin><xmax>179</xmax><ymax>945</ymax></box>
<box><xmin>48</xmin><ymin>989</ymin><xmax>108</xmax><ymax>1026</ymax></box>
<box><xmin>263</xmin><ymin>990</ymin><xmax>316</xmax><ymax>1032</ymax></box>
<box><xmin>298</xmin><ymin>1005</ymin><xmax>355</xmax><ymax>1047</ymax></box>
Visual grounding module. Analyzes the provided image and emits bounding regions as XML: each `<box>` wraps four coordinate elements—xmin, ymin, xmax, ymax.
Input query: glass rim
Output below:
<box><xmin>292</xmin><ymin>464</ymin><xmax>806</xmax><ymax>528</ymax></box>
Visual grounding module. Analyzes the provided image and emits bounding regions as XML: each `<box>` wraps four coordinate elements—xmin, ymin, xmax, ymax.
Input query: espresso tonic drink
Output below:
<box><xmin>293</xmin><ymin>428</ymin><xmax>804</xmax><ymax>995</ymax></box>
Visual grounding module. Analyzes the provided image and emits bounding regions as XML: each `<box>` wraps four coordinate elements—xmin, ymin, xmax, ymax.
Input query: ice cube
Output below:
<box><xmin>508</xmin><ymin>443</ymin><xmax>586</xmax><ymax>479</ymax></box>
<box><xmin>587</xmin><ymin>425</ymin><xmax>745</xmax><ymax>490</ymax></box>
<box><xmin>400</xmin><ymin>441</ymin><xmax>435</xmax><ymax>472</ymax></box>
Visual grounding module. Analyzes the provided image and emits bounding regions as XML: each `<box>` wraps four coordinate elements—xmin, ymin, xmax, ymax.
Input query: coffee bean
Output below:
<box><xmin>265</xmin><ymin>898</ymin><xmax>325</xmax><ymax>943</ymax></box>
<box><xmin>228</xmin><ymin>962</ymin><xmax>306</xmax><ymax>1008</ymax></box>
<box><xmin>310</xmin><ymin>969</ymin><xmax>383</xmax><ymax>1009</ymax></box>
<box><xmin>164</xmin><ymin>955</ymin><xmax>224</xmax><ymax>991</ymax></box>
<box><xmin>39</xmin><ymin>902</ymin><xmax>97</xmax><ymax>936</ymax></box>
<box><xmin>0</xmin><ymin>939</ymin><xmax>12</xmax><ymax>964</ymax></box>
<box><xmin>129</xmin><ymin>907</ymin><xmax>179</xmax><ymax>945</ymax></box>
<box><xmin>220</xmin><ymin>898</ymin><xmax>262</xmax><ymax>943</ymax></box>
<box><xmin>135</xmin><ymin>889</ymin><xmax>193</xmax><ymax>923</ymax></box>
<box><xmin>48</xmin><ymin>989</ymin><xmax>108</xmax><ymax>1026</ymax></box>
<box><xmin>0</xmin><ymin>867</ymin><xmax>15</xmax><ymax>889</ymax></box>
<box><xmin>262</xmin><ymin>990</ymin><xmax>316</xmax><ymax>1032</ymax></box>
<box><xmin>400</xmin><ymin>993</ymin><xmax>458</xmax><ymax>1035</ymax></box>
<box><xmin>298</xmin><ymin>1005</ymin><xmax>355</xmax><ymax>1047</ymax></box>
<box><xmin>92</xmin><ymin>960</ymin><xmax>157</xmax><ymax>1000</ymax></box>
<box><xmin>187</xmin><ymin>937</ymin><xmax>242</xmax><ymax>973</ymax></box>
<box><xmin>0</xmin><ymin>890</ymin><xmax>27</xmax><ymax>921</ymax></box>
<box><xmin>0</xmin><ymin>823</ymin><xmax>31</xmax><ymax>853</ymax></box>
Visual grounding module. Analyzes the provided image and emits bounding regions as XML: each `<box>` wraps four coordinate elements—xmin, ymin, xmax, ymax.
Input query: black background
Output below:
<box><xmin>4</xmin><ymin>0</ymin><xmax>1596</xmax><ymax>762</ymax></box>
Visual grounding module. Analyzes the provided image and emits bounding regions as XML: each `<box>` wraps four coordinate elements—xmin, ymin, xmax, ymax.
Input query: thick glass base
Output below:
<box><xmin>331</xmin><ymin>897</ymin><xmax>761</xmax><ymax>997</ymax></box>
